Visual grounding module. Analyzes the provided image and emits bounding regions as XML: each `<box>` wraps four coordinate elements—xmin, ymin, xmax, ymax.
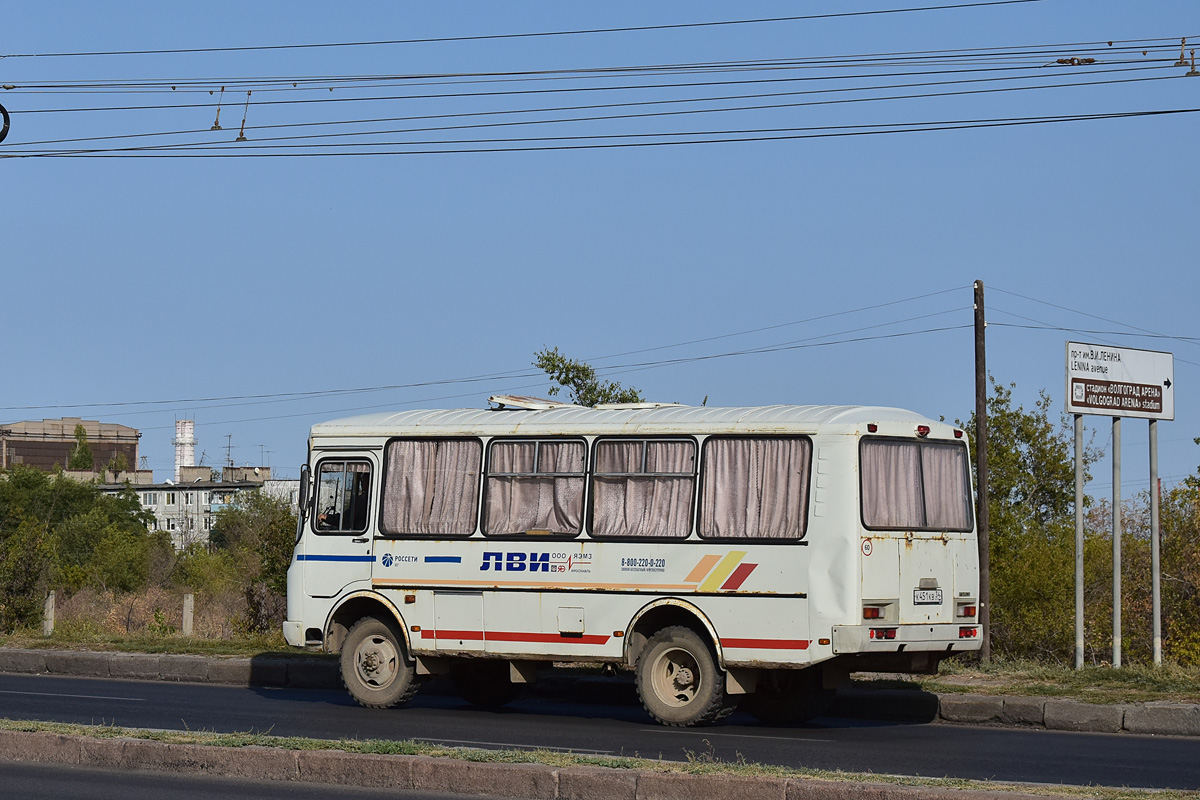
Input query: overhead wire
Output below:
<box><xmin>0</xmin><ymin>1</ymin><xmax>1048</xmax><ymax>59</ymax></box>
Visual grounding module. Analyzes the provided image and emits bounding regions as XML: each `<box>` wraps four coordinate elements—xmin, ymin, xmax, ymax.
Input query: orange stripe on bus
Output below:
<box><xmin>684</xmin><ymin>554</ymin><xmax>722</xmax><ymax>583</ymax></box>
<box><xmin>375</xmin><ymin>579</ymin><xmax>697</xmax><ymax>591</ymax></box>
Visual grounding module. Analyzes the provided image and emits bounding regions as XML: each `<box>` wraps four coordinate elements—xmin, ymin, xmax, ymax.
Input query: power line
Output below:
<box><xmin>1</xmin><ymin>2</ymin><xmax>1047</xmax><ymax>59</ymax></box>
<box><xmin>9</xmin><ymin>108</ymin><xmax>1195</xmax><ymax>159</ymax></box>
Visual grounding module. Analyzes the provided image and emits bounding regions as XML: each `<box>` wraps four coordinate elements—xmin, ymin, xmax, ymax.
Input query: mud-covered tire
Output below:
<box><xmin>451</xmin><ymin>661</ymin><xmax>520</xmax><ymax>708</ymax></box>
<box><xmin>636</xmin><ymin>626</ymin><xmax>735</xmax><ymax>727</ymax></box>
<box><xmin>340</xmin><ymin>616</ymin><xmax>418</xmax><ymax>709</ymax></box>
<box><xmin>741</xmin><ymin>668</ymin><xmax>835</xmax><ymax>724</ymax></box>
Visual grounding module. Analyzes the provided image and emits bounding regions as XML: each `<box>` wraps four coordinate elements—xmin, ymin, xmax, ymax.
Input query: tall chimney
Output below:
<box><xmin>173</xmin><ymin>419</ymin><xmax>196</xmax><ymax>482</ymax></box>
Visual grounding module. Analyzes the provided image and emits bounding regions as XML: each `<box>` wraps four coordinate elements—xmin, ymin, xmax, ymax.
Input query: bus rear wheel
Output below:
<box><xmin>636</xmin><ymin>626</ymin><xmax>734</xmax><ymax>727</ymax></box>
<box><xmin>741</xmin><ymin>668</ymin><xmax>834</xmax><ymax>724</ymax></box>
<box><xmin>341</xmin><ymin>616</ymin><xmax>418</xmax><ymax>709</ymax></box>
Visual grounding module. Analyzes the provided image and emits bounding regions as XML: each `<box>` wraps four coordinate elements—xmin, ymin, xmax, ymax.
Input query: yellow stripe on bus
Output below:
<box><xmin>684</xmin><ymin>554</ymin><xmax>722</xmax><ymax>584</ymax></box>
<box><xmin>697</xmin><ymin>551</ymin><xmax>747</xmax><ymax>593</ymax></box>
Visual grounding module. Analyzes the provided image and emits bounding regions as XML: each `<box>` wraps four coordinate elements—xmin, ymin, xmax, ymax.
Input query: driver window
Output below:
<box><xmin>315</xmin><ymin>460</ymin><xmax>372</xmax><ymax>533</ymax></box>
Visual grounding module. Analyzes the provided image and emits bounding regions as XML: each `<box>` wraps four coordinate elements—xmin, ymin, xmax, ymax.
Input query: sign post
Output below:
<box><xmin>1065</xmin><ymin>342</ymin><xmax>1174</xmax><ymax>669</ymax></box>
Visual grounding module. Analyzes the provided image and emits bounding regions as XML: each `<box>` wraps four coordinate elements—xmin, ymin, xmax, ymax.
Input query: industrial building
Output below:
<box><xmin>0</xmin><ymin>417</ymin><xmax>140</xmax><ymax>472</ymax></box>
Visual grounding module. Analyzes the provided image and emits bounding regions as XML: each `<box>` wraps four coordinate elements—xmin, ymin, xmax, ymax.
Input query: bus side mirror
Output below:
<box><xmin>298</xmin><ymin>463</ymin><xmax>311</xmax><ymax>520</ymax></box>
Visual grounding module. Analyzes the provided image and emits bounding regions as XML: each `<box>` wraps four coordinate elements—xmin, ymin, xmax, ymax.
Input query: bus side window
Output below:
<box><xmin>316</xmin><ymin>460</ymin><xmax>372</xmax><ymax>533</ymax></box>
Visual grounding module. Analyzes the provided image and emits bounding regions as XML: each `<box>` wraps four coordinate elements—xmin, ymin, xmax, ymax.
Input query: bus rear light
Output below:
<box><xmin>867</xmin><ymin>423</ymin><xmax>878</xmax><ymax>433</ymax></box>
<box><xmin>869</xmin><ymin>628</ymin><xmax>897</xmax><ymax>640</ymax></box>
<box><xmin>916</xmin><ymin>425</ymin><xmax>931</xmax><ymax>437</ymax></box>
<box><xmin>959</xmin><ymin>627</ymin><xmax>978</xmax><ymax>638</ymax></box>
<box><xmin>958</xmin><ymin>604</ymin><xmax>977</xmax><ymax>618</ymax></box>
<box><xmin>954</xmin><ymin>429</ymin><xmax>964</xmax><ymax>439</ymax></box>
<box><xmin>863</xmin><ymin>607</ymin><xmax>882</xmax><ymax>620</ymax></box>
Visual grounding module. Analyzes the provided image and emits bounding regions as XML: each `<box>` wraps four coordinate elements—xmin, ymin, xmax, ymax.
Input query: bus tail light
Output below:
<box><xmin>954</xmin><ymin>429</ymin><xmax>964</xmax><ymax>439</ymax></box>
<box><xmin>959</xmin><ymin>627</ymin><xmax>978</xmax><ymax>639</ymax></box>
<box><xmin>916</xmin><ymin>425</ymin><xmax>931</xmax><ymax>437</ymax></box>
<box><xmin>867</xmin><ymin>423</ymin><xmax>878</xmax><ymax>433</ymax></box>
<box><xmin>957</xmin><ymin>604</ymin><xmax>977</xmax><ymax>618</ymax></box>
<box><xmin>863</xmin><ymin>607</ymin><xmax>883</xmax><ymax>620</ymax></box>
<box><xmin>869</xmin><ymin>628</ymin><xmax>897</xmax><ymax>640</ymax></box>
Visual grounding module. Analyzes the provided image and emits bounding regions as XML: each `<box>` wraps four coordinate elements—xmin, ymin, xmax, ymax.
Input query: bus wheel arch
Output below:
<box><xmin>325</xmin><ymin>591</ymin><xmax>410</xmax><ymax>655</ymax></box>
<box><xmin>624</xmin><ymin>598</ymin><xmax>724</xmax><ymax>669</ymax></box>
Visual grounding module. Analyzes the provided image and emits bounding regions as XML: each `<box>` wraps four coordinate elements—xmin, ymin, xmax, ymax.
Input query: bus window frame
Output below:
<box><xmin>695</xmin><ymin>433</ymin><xmax>814</xmax><ymax>544</ymax></box>
<box><xmin>481</xmin><ymin>435</ymin><xmax>588</xmax><ymax>540</ymax></box>
<box><xmin>377</xmin><ymin>436</ymin><xmax>484</xmax><ymax>540</ymax></box>
<box><xmin>858</xmin><ymin>436</ymin><xmax>975</xmax><ymax>534</ymax></box>
<box><xmin>586</xmin><ymin>435</ymin><xmax>699</xmax><ymax>543</ymax></box>
<box><xmin>311</xmin><ymin>457</ymin><xmax>373</xmax><ymax>536</ymax></box>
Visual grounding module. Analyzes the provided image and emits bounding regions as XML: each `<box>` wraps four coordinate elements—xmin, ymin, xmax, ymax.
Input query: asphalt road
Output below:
<box><xmin>0</xmin><ymin>672</ymin><xmax>1196</xmax><ymax>790</ymax></box>
<box><xmin>0</xmin><ymin>760</ymin><xmax>504</xmax><ymax>800</ymax></box>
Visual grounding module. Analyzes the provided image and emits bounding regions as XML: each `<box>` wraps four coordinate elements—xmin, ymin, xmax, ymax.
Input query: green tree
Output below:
<box><xmin>533</xmin><ymin>347</ymin><xmax>644</xmax><ymax>407</ymax></box>
<box><xmin>106</xmin><ymin>451</ymin><xmax>131</xmax><ymax>474</ymax></box>
<box><xmin>208</xmin><ymin>490</ymin><xmax>297</xmax><ymax>632</ymax></box>
<box><xmin>960</xmin><ymin>378</ymin><xmax>1098</xmax><ymax>661</ymax></box>
<box><xmin>68</xmin><ymin>423</ymin><xmax>94</xmax><ymax>471</ymax></box>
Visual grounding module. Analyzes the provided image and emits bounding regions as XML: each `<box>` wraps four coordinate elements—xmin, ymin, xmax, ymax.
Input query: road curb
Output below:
<box><xmin>0</xmin><ymin>728</ymin><xmax>1051</xmax><ymax>800</ymax></box>
<box><xmin>1</xmin><ymin>647</ymin><xmax>1196</xmax><ymax>737</ymax></box>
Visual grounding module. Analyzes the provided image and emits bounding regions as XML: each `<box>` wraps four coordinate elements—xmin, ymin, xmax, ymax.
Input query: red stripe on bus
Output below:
<box><xmin>719</xmin><ymin>563</ymin><xmax>758</xmax><ymax>591</ymax></box>
<box><xmin>720</xmin><ymin>637</ymin><xmax>810</xmax><ymax>650</ymax></box>
<box><xmin>419</xmin><ymin>629</ymin><xmax>609</xmax><ymax>645</ymax></box>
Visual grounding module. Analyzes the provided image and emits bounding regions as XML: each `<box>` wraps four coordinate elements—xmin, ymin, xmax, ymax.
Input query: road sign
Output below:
<box><xmin>1065</xmin><ymin>342</ymin><xmax>1174</xmax><ymax>420</ymax></box>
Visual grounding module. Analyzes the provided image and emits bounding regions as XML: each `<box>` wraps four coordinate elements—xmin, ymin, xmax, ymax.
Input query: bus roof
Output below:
<box><xmin>310</xmin><ymin>404</ymin><xmax>954</xmax><ymax>439</ymax></box>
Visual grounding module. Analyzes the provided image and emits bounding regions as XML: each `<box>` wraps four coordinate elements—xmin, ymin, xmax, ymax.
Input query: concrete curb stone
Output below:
<box><xmin>938</xmin><ymin>694</ymin><xmax>1003</xmax><ymax>723</ymax></box>
<box><xmin>159</xmin><ymin>653</ymin><xmax>209</xmax><ymax>682</ymax></box>
<box><xmin>1044</xmin><ymin>699</ymin><xmax>1124</xmax><ymax>733</ymax></box>
<box><xmin>1122</xmin><ymin>703</ymin><xmax>1200</xmax><ymax>737</ymax></box>
<box><xmin>637</xmin><ymin>771</ymin><xmax>787</xmax><ymax>800</ymax></box>
<box><xmin>558</xmin><ymin>765</ymin><xmax>638</xmax><ymax>800</ymax></box>
<box><xmin>206</xmin><ymin>657</ymin><xmax>253</xmax><ymax>685</ymax></box>
<box><xmin>298</xmin><ymin>749</ymin><xmax>414</xmax><ymax>788</ymax></box>
<box><xmin>0</xmin><ymin>649</ymin><xmax>47</xmax><ymax>674</ymax></box>
<box><xmin>44</xmin><ymin>649</ymin><xmax>111</xmax><ymax>677</ymax></box>
<box><xmin>411</xmin><ymin>754</ymin><xmax>559</xmax><ymax>799</ymax></box>
<box><xmin>999</xmin><ymin>696</ymin><xmax>1046</xmax><ymax>726</ymax></box>
<box><xmin>285</xmin><ymin>657</ymin><xmax>340</xmax><ymax>689</ymax></box>
<box><xmin>109</xmin><ymin>652</ymin><xmax>163</xmax><ymax>680</ymax></box>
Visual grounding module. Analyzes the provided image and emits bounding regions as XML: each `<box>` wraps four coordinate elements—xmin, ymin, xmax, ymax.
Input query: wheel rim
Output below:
<box><xmin>650</xmin><ymin>646</ymin><xmax>701</xmax><ymax>708</ymax></box>
<box><xmin>354</xmin><ymin>633</ymin><xmax>399</xmax><ymax>690</ymax></box>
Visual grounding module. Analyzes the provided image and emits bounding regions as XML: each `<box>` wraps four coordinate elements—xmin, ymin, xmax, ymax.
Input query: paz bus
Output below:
<box><xmin>283</xmin><ymin>396</ymin><xmax>980</xmax><ymax>726</ymax></box>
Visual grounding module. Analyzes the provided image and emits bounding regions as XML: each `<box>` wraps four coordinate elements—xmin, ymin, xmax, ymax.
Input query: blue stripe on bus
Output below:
<box><xmin>295</xmin><ymin>554</ymin><xmax>375</xmax><ymax>562</ymax></box>
<box><xmin>424</xmin><ymin>556</ymin><xmax>462</xmax><ymax>563</ymax></box>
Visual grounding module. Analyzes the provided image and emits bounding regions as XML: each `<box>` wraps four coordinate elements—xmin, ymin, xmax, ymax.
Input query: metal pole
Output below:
<box><xmin>1112</xmin><ymin>416</ymin><xmax>1122</xmax><ymax>669</ymax></box>
<box><xmin>973</xmin><ymin>280</ymin><xmax>990</xmax><ymax>663</ymax></box>
<box><xmin>1074</xmin><ymin>414</ymin><xmax>1084</xmax><ymax>669</ymax></box>
<box><xmin>1150</xmin><ymin>419</ymin><xmax>1161</xmax><ymax>666</ymax></box>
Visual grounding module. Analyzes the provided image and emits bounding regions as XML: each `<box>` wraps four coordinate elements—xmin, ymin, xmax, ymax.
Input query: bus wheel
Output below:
<box><xmin>451</xmin><ymin>661</ymin><xmax>520</xmax><ymax>708</ymax></box>
<box><xmin>741</xmin><ymin>669</ymin><xmax>834</xmax><ymax>724</ymax></box>
<box><xmin>341</xmin><ymin>616</ymin><xmax>418</xmax><ymax>709</ymax></box>
<box><xmin>636</xmin><ymin>626</ymin><xmax>734</xmax><ymax>727</ymax></box>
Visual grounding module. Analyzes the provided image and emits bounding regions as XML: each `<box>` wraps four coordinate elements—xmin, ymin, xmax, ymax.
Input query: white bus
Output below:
<box><xmin>284</xmin><ymin>397</ymin><xmax>980</xmax><ymax>726</ymax></box>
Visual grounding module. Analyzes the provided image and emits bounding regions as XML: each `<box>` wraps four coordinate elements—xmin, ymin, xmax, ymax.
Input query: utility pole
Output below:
<box><xmin>974</xmin><ymin>280</ymin><xmax>991</xmax><ymax>662</ymax></box>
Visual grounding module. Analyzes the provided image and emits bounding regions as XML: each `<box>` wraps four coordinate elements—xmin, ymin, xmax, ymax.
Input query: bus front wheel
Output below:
<box><xmin>636</xmin><ymin>626</ymin><xmax>734</xmax><ymax>727</ymax></box>
<box><xmin>341</xmin><ymin>616</ymin><xmax>418</xmax><ymax>709</ymax></box>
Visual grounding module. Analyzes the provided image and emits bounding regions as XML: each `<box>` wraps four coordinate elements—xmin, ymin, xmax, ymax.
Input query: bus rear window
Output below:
<box><xmin>860</xmin><ymin>439</ymin><xmax>972</xmax><ymax>532</ymax></box>
<box><xmin>381</xmin><ymin>438</ymin><xmax>482</xmax><ymax>537</ymax></box>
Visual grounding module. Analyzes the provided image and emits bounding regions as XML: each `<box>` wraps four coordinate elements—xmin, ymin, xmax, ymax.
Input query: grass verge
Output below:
<box><xmin>0</xmin><ymin>631</ymin><xmax>311</xmax><ymax>659</ymax></box>
<box><xmin>0</xmin><ymin>718</ymin><xmax>1193</xmax><ymax>800</ymax></box>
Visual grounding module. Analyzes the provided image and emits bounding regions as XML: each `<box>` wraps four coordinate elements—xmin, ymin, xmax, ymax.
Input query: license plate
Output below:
<box><xmin>913</xmin><ymin>588</ymin><xmax>943</xmax><ymax>605</ymax></box>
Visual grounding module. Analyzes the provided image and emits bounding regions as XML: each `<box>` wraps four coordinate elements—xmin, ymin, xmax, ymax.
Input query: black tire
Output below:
<box><xmin>451</xmin><ymin>661</ymin><xmax>520</xmax><ymax>708</ymax></box>
<box><xmin>340</xmin><ymin>616</ymin><xmax>419</xmax><ymax>709</ymax></box>
<box><xmin>635</xmin><ymin>626</ymin><xmax>735</xmax><ymax>727</ymax></box>
<box><xmin>741</xmin><ymin>668</ymin><xmax>835</xmax><ymax>724</ymax></box>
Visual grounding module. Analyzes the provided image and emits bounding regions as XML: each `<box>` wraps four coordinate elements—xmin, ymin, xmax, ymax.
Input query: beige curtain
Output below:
<box><xmin>861</xmin><ymin>440</ymin><xmax>925</xmax><ymax>528</ymax></box>
<box><xmin>699</xmin><ymin>437</ymin><xmax>810</xmax><ymax>539</ymax></box>
<box><xmin>382</xmin><ymin>439</ymin><xmax>481</xmax><ymax>536</ymax></box>
<box><xmin>920</xmin><ymin>443</ymin><xmax>972</xmax><ymax>530</ymax></box>
<box><xmin>484</xmin><ymin>441</ymin><xmax>585</xmax><ymax>534</ymax></box>
<box><xmin>592</xmin><ymin>440</ymin><xmax>695</xmax><ymax>539</ymax></box>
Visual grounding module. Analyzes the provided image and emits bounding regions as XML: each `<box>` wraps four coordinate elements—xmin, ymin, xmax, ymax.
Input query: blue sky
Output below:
<box><xmin>2</xmin><ymin>1</ymin><xmax>1197</xmax><ymax>502</ymax></box>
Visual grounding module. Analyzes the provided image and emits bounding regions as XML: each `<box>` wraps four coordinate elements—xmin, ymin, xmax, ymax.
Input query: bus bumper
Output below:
<box><xmin>283</xmin><ymin>620</ymin><xmax>305</xmax><ymax>647</ymax></box>
<box><xmin>831</xmin><ymin>623</ymin><xmax>982</xmax><ymax>654</ymax></box>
